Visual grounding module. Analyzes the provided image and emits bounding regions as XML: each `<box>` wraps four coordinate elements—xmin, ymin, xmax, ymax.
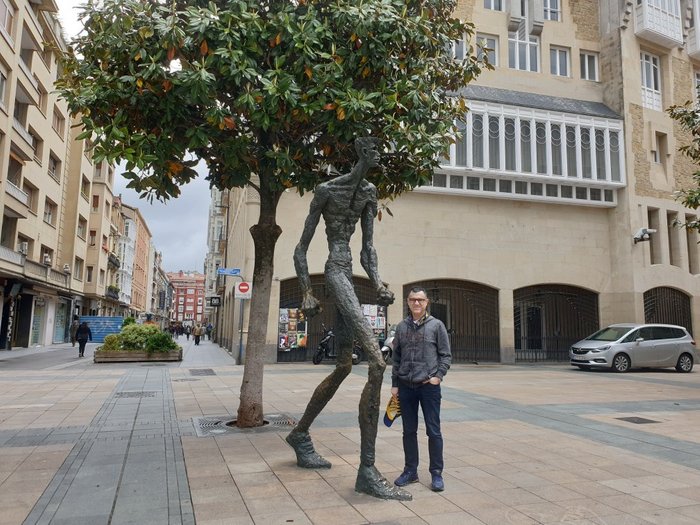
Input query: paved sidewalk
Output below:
<box><xmin>1</xmin><ymin>338</ymin><xmax>700</xmax><ymax>524</ymax></box>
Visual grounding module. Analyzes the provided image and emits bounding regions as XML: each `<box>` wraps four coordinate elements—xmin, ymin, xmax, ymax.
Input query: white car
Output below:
<box><xmin>570</xmin><ymin>323</ymin><xmax>696</xmax><ymax>373</ymax></box>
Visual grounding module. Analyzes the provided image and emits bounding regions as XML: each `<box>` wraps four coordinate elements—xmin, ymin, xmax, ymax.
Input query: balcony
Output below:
<box><xmin>5</xmin><ymin>181</ymin><xmax>29</xmax><ymax>206</ymax></box>
<box><xmin>0</xmin><ymin>245</ymin><xmax>25</xmax><ymax>266</ymax></box>
<box><xmin>13</xmin><ymin>118</ymin><xmax>35</xmax><ymax>150</ymax></box>
<box><xmin>634</xmin><ymin>0</ymin><xmax>683</xmax><ymax>48</ymax></box>
<box><xmin>106</xmin><ymin>285</ymin><xmax>120</xmax><ymax>300</ymax></box>
<box><xmin>689</xmin><ymin>2</ymin><xmax>700</xmax><ymax>59</ymax></box>
<box><xmin>108</xmin><ymin>252</ymin><xmax>121</xmax><ymax>269</ymax></box>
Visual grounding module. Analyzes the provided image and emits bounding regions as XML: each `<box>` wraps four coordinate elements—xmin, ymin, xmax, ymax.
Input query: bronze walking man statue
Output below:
<box><xmin>286</xmin><ymin>137</ymin><xmax>411</xmax><ymax>500</ymax></box>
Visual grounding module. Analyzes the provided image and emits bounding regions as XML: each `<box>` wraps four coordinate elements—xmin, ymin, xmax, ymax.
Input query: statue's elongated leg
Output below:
<box><xmin>328</xmin><ymin>272</ymin><xmax>412</xmax><ymax>500</ymax></box>
<box><xmin>287</xmin><ymin>310</ymin><xmax>353</xmax><ymax>468</ymax></box>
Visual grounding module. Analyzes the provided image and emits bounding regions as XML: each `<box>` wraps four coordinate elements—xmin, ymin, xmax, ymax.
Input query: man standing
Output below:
<box><xmin>286</xmin><ymin>138</ymin><xmax>410</xmax><ymax>500</ymax></box>
<box><xmin>391</xmin><ymin>286</ymin><xmax>451</xmax><ymax>492</ymax></box>
<box><xmin>75</xmin><ymin>321</ymin><xmax>93</xmax><ymax>358</ymax></box>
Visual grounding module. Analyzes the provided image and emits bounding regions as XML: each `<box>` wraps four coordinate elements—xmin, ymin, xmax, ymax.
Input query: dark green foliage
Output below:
<box><xmin>668</xmin><ymin>101</ymin><xmax>700</xmax><ymax>230</ymax></box>
<box><xmin>55</xmin><ymin>0</ymin><xmax>488</xmax><ymax>201</ymax></box>
<box><xmin>145</xmin><ymin>331</ymin><xmax>179</xmax><ymax>353</ymax></box>
<box><xmin>122</xmin><ymin>316</ymin><xmax>136</xmax><ymax>328</ymax></box>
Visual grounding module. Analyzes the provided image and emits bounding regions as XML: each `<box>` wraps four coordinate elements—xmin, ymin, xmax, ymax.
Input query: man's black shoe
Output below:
<box><xmin>430</xmin><ymin>474</ymin><xmax>444</xmax><ymax>492</ymax></box>
<box><xmin>393</xmin><ymin>471</ymin><xmax>418</xmax><ymax>487</ymax></box>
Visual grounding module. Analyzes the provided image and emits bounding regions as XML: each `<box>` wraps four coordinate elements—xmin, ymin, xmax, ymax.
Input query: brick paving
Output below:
<box><xmin>1</xmin><ymin>338</ymin><xmax>699</xmax><ymax>524</ymax></box>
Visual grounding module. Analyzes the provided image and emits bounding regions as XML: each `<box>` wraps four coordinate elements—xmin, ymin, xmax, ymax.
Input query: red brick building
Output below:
<box><xmin>167</xmin><ymin>271</ymin><xmax>206</xmax><ymax>327</ymax></box>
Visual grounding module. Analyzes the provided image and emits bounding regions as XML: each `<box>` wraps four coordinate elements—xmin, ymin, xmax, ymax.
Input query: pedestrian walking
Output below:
<box><xmin>69</xmin><ymin>315</ymin><xmax>79</xmax><ymax>347</ymax></box>
<box><xmin>76</xmin><ymin>321</ymin><xmax>93</xmax><ymax>358</ymax></box>
<box><xmin>185</xmin><ymin>325</ymin><xmax>191</xmax><ymax>340</ymax></box>
<box><xmin>206</xmin><ymin>323</ymin><xmax>213</xmax><ymax>340</ymax></box>
<box><xmin>391</xmin><ymin>286</ymin><xmax>451</xmax><ymax>492</ymax></box>
<box><xmin>193</xmin><ymin>324</ymin><xmax>203</xmax><ymax>346</ymax></box>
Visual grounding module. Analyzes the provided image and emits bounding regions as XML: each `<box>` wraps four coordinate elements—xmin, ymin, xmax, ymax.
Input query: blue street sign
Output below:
<box><xmin>217</xmin><ymin>267</ymin><xmax>241</xmax><ymax>276</ymax></box>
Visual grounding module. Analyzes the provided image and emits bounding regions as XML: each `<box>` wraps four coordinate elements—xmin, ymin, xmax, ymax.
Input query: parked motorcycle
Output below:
<box><xmin>381</xmin><ymin>324</ymin><xmax>397</xmax><ymax>364</ymax></box>
<box><xmin>312</xmin><ymin>324</ymin><xmax>364</xmax><ymax>365</ymax></box>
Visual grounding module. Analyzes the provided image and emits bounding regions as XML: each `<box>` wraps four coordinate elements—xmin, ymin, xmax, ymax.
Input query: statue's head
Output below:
<box><xmin>355</xmin><ymin>137</ymin><xmax>381</xmax><ymax>167</ymax></box>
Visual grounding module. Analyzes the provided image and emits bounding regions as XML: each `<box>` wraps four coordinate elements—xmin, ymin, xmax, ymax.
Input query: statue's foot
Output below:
<box><xmin>285</xmin><ymin>431</ymin><xmax>332</xmax><ymax>469</ymax></box>
<box><xmin>355</xmin><ymin>464</ymin><xmax>412</xmax><ymax>501</ymax></box>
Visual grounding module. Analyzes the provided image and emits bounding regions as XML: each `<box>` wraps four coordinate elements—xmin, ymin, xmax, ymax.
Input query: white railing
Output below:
<box><xmin>0</xmin><ymin>245</ymin><xmax>25</xmax><ymax>265</ymax></box>
<box><xmin>17</xmin><ymin>58</ymin><xmax>38</xmax><ymax>91</ymax></box>
<box><xmin>641</xmin><ymin>87</ymin><xmax>662</xmax><ymax>111</ymax></box>
<box><xmin>5</xmin><ymin>180</ymin><xmax>29</xmax><ymax>205</ymax></box>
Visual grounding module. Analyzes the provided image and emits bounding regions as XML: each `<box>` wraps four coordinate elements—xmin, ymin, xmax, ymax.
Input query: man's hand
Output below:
<box><xmin>301</xmin><ymin>292</ymin><xmax>322</xmax><ymax>318</ymax></box>
<box><xmin>376</xmin><ymin>285</ymin><xmax>394</xmax><ymax>306</ymax></box>
<box><xmin>391</xmin><ymin>387</ymin><xmax>398</xmax><ymax>399</ymax></box>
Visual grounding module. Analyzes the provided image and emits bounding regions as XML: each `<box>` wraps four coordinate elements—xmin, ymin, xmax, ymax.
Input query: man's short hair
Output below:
<box><xmin>408</xmin><ymin>286</ymin><xmax>428</xmax><ymax>298</ymax></box>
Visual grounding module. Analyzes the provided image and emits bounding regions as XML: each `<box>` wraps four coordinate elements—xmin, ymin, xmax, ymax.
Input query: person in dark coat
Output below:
<box><xmin>76</xmin><ymin>321</ymin><xmax>92</xmax><ymax>358</ymax></box>
<box><xmin>70</xmin><ymin>316</ymin><xmax>80</xmax><ymax>347</ymax></box>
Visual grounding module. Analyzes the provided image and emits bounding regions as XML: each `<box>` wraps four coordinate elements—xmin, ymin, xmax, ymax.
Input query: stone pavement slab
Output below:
<box><xmin>1</xmin><ymin>338</ymin><xmax>700</xmax><ymax>524</ymax></box>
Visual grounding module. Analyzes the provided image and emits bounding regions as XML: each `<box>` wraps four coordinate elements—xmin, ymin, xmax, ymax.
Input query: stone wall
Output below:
<box><xmin>454</xmin><ymin>0</ymin><xmax>474</xmax><ymax>21</ymax></box>
<box><xmin>670</xmin><ymin>56</ymin><xmax>696</xmax><ymax>195</ymax></box>
<box><xmin>571</xmin><ymin>0</ymin><xmax>600</xmax><ymax>42</ymax></box>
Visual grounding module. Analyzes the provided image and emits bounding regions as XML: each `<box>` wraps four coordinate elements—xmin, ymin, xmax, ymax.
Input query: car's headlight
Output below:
<box><xmin>590</xmin><ymin>345</ymin><xmax>610</xmax><ymax>353</ymax></box>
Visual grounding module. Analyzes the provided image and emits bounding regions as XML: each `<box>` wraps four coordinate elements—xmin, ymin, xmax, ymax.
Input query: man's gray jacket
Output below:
<box><xmin>391</xmin><ymin>315</ymin><xmax>451</xmax><ymax>387</ymax></box>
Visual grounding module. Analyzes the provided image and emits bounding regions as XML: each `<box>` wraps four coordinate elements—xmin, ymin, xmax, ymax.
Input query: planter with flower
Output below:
<box><xmin>94</xmin><ymin>323</ymin><xmax>182</xmax><ymax>362</ymax></box>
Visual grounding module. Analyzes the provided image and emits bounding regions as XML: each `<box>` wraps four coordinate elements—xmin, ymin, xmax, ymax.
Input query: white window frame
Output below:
<box><xmin>550</xmin><ymin>46</ymin><xmax>569</xmax><ymax>77</ymax></box>
<box><xmin>484</xmin><ymin>0</ymin><xmax>502</xmax><ymax>10</ymax></box>
<box><xmin>508</xmin><ymin>32</ymin><xmax>539</xmax><ymax>72</ymax></box>
<box><xmin>640</xmin><ymin>52</ymin><xmax>662</xmax><ymax>111</ymax></box>
<box><xmin>544</xmin><ymin>0</ymin><xmax>561</xmax><ymax>21</ymax></box>
<box><xmin>0</xmin><ymin>0</ymin><xmax>14</xmax><ymax>39</ymax></box>
<box><xmin>43</xmin><ymin>199</ymin><xmax>56</xmax><ymax>226</ymax></box>
<box><xmin>476</xmin><ymin>33</ymin><xmax>498</xmax><ymax>66</ymax></box>
<box><xmin>580</xmin><ymin>52</ymin><xmax>599</xmax><ymax>81</ymax></box>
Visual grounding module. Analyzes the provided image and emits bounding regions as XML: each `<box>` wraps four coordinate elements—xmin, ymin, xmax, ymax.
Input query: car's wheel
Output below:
<box><xmin>577</xmin><ymin>365</ymin><xmax>591</xmax><ymax>370</ymax></box>
<box><xmin>612</xmin><ymin>353</ymin><xmax>631</xmax><ymax>373</ymax></box>
<box><xmin>675</xmin><ymin>353</ymin><xmax>694</xmax><ymax>373</ymax></box>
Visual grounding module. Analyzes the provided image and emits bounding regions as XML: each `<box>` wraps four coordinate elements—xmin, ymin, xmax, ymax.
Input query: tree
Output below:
<box><xmin>669</xmin><ymin>101</ymin><xmax>700</xmax><ymax>230</ymax></box>
<box><xmin>56</xmin><ymin>0</ymin><xmax>487</xmax><ymax>427</ymax></box>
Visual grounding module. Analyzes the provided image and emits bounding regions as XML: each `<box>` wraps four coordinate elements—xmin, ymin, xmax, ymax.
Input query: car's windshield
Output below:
<box><xmin>585</xmin><ymin>326</ymin><xmax>632</xmax><ymax>342</ymax></box>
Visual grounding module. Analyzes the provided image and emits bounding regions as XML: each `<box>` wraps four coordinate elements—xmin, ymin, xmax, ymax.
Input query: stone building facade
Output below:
<box><xmin>215</xmin><ymin>0</ymin><xmax>700</xmax><ymax>365</ymax></box>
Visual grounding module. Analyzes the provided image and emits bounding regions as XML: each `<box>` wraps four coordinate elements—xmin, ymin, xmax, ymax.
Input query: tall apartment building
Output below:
<box><xmin>203</xmin><ymin>188</ymin><xmax>227</xmax><ymax>329</ymax></box>
<box><xmin>0</xmin><ymin>0</ymin><xmax>78</xmax><ymax>348</ymax></box>
<box><xmin>217</xmin><ymin>0</ymin><xmax>700</xmax><ymax>364</ymax></box>
<box><xmin>168</xmin><ymin>271</ymin><xmax>206</xmax><ymax>328</ymax></box>
<box><xmin>121</xmin><ymin>203</ymin><xmax>151</xmax><ymax>316</ymax></box>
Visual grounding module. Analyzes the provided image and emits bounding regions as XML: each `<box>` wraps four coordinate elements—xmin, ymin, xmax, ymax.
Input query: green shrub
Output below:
<box><xmin>122</xmin><ymin>316</ymin><xmax>136</xmax><ymax>328</ymax></box>
<box><xmin>119</xmin><ymin>323</ymin><xmax>160</xmax><ymax>350</ymax></box>
<box><xmin>145</xmin><ymin>331</ymin><xmax>179</xmax><ymax>353</ymax></box>
<box><xmin>99</xmin><ymin>334</ymin><xmax>120</xmax><ymax>352</ymax></box>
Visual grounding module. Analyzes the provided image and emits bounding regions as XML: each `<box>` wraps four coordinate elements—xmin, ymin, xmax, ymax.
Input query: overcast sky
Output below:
<box><xmin>58</xmin><ymin>1</ymin><xmax>211</xmax><ymax>273</ymax></box>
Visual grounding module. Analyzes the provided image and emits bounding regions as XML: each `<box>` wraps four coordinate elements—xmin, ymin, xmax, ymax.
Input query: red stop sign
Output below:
<box><xmin>238</xmin><ymin>282</ymin><xmax>250</xmax><ymax>293</ymax></box>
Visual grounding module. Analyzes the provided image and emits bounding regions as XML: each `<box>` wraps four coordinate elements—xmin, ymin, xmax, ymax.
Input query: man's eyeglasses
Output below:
<box><xmin>407</xmin><ymin>298</ymin><xmax>427</xmax><ymax>304</ymax></box>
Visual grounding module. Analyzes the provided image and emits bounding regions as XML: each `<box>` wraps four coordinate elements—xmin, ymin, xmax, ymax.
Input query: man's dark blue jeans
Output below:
<box><xmin>398</xmin><ymin>381</ymin><xmax>443</xmax><ymax>476</ymax></box>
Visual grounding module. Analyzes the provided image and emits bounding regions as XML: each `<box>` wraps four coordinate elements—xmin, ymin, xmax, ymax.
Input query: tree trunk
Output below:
<box><xmin>236</xmin><ymin>178</ymin><xmax>282</xmax><ymax>428</ymax></box>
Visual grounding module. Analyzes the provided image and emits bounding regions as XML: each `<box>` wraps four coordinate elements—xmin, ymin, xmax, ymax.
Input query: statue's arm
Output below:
<box><xmin>360</xmin><ymin>186</ymin><xmax>394</xmax><ymax>306</ymax></box>
<box><xmin>294</xmin><ymin>188</ymin><xmax>326</xmax><ymax>316</ymax></box>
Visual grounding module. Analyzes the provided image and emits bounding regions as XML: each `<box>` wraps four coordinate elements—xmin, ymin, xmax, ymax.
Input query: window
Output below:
<box><xmin>48</xmin><ymin>153</ymin><xmax>60</xmax><ymax>181</ymax></box>
<box><xmin>37</xmin><ymin>82</ymin><xmax>47</xmax><ymax>114</ymax></box>
<box><xmin>0</xmin><ymin>0</ymin><xmax>14</xmax><ymax>37</ymax></box>
<box><xmin>94</xmin><ymin>162</ymin><xmax>102</xmax><ymax>178</ymax></box>
<box><xmin>22</xmin><ymin>180</ymin><xmax>37</xmax><ymax>212</ymax></box>
<box><xmin>476</xmin><ymin>34</ymin><xmax>498</xmax><ymax>65</ymax></box>
<box><xmin>40</xmin><ymin>245</ymin><xmax>53</xmax><ymax>265</ymax></box>
<box><xmin>550</xmin><ymin>46</ymin><xmax>569</xmax><ymax>77</ymax></box>
<box><xmin>102</xmin><ymin>235</ymin><xmax>108</xmax><ymax>250</ymax></box>
<box><xmin>43</xmin><ymin>198</ymin><xmax>57</xmax><ymax>226</ymax></box>
<box><xmin>178</xmin><ymin>297</ymin><xmax>184</xmax><ymax>304</ymax></box>
<box><xmin>187</xmin><ymin>288</ymin><xmax>195</xmax><ymax>294</ymax></box>
<box><xmin>508</xmin><ymin>32</ymin><xmax>539</xmax><ymax>72</ymax></box>
<box><xmin>52</xmin><ymin>105</ymin><xmax>65</xmax><ymax>136</ymax></box>
<box><xmin>640</xmin><ymin>52</ymin><xmax>661</xmax><ymax>110</ymax></box>
<box><xmin>74</xmin><ymin>257</ymin><xmax>84</xmax><ymax>280</ymax></box>
<box><xmin>88</xmin><ymin>230</ymin><xmax>96</xmax><ymax>246</ymax></box>
<box><xmin>30</xmin><ymin>131</ymin><xmax>43</xmax><ymax>164</ymax></box>
<box><xmin>0</xmin><ymin>62</ymin><xmax>7</xmax><ymax>109</ymax></box>
<box><xmin>87</xmin><ymin>266</ymin><xmax>93</xmax><ymax>283</ymax></box>
<box><xmin>81</xmin><ymin>176</ymin><xmax>90</xmax><ymax>199</ymax></box>
<box><xmin>197</xmin><ymin>298</ymin><xmax>203</xmax><ymax>305</ymax></box>
<box><xmin>104</xmin><ymin>201</ymin><xmax>110</xmax><ymax>218</ymax></box>
<box><xmin>653</xmin><ymin>132</ymin><xmax>668</xmax><ymax>170</ymax></box>
<box><xmin>484</xmin><ymin>0</ymin><xmax>502</xmax><ymax>10</ymax></box>
<box><xmin>544</xmin><ymin>0</ymin><xmax>560</xmax><ymax>21</ymax></box>
<box><xmin>77</xmin><ymin>216</ymin><xmax>87</xmax><ymax>239</ymax></box>
<box><xmin>580</xmin><ymin>52</ymin><xmax>598</xmax><ymax>81</ymax></box>
<box><xmin>92</xmin><ymin>195</ymin><xmax>99</xmax><ymax>212</ymax></box>
<box><xmin>99</xmin><ymin>269</ymin><xmax>105</xmax><ymax>285</ymax></box>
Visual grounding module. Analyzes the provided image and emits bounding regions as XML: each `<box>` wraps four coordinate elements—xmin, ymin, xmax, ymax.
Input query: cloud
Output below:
<box><xmin>114</xmin><ymin>165</ymin><xmax>211</xmax><ymax>273</ymax></box>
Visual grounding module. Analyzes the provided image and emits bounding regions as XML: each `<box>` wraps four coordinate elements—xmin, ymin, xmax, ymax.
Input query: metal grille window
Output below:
<box><xmin>644</xmin><ymin>287</ymin><xmax>692</xmax><ymax>335</ymax></box>
<box><xmin>641</xmin><ymin>52</ymin><xmax>661</xmax><ymax>110</ymax></box>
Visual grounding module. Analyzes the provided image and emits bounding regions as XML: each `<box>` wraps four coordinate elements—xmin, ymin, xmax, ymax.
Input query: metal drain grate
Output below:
<box><xmin>189</xmin><ymin>369</ymin><xmax>216</xmax><ymax>376</ymax></box>
<box><xmin>115</xmin><ymin>391</ymin><xmax>158</xmax><ymax>398</ymax></box>
<box><xmin>192</xmin><ymin>413</ymin><xmax>298</xmax><ymax>437</ymax></box>
<box><xmin>616</xmin><ymin>416</ymin><xmax>660</xmax><ymax>424</ymax></box>
<box><xmin>173</xmin><ymin>378</ymin><xmax>201</xmax><ymax>382</ymax></box>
